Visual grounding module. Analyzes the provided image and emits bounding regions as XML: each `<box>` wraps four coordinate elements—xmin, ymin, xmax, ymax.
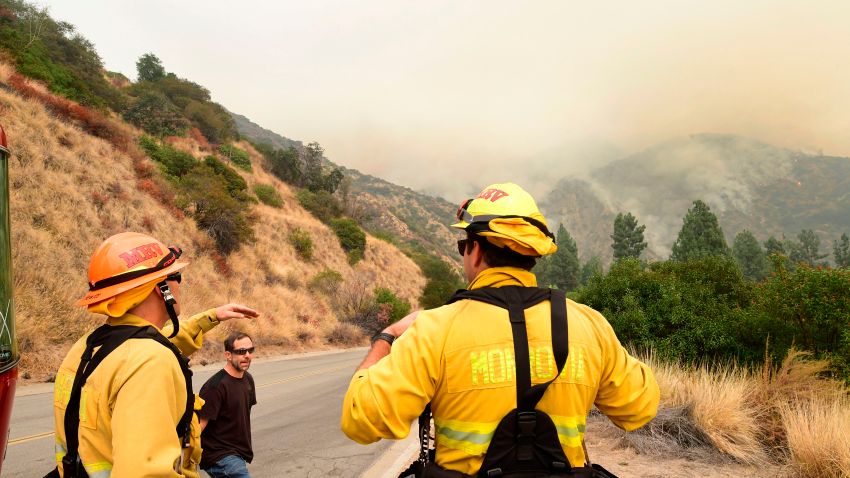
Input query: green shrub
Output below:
<box><xmin>346</xmin><ymin>249</ymin><xmax>364</xmax><ymax>265</ymax></box>
<box><xmin>203</xmin><ymin>156</ymin><xmax>250</xmax><ymax>202</ymax></box>
<box><xmin>308</xmin><ymin>269</ymin><xmax>344</xmax><ymax>295</ymax></box>
<box><xmin>757</xmin><ymin>265</ymin><xmax>850</xmax><ymax>377</ymax></box>
<box><xmin>403</xmin><ymin>246</ymin><xmax>465</xmax><ymax>308</ymax></box>
<box><xmin>330</xmin><ymin>218</ymin><xmax>366</xmax><ymax>264</ymax></box>
<box><xmin>253</xmin><ymin>143</ymin><xmax>303</xmax><ymax>186</ymax></box>
<box><xmin>372</xmin><ymin>230</ymin><xmax>396</xmax><ymax>244</ymax></box>
<box><xmin>374</xmin><ymin>287</ymin><xmax>411</xmax><ymax>323</ymax></box>
<box><xmin>123</xmin><ymin>89</ymin><xmax>189</xmax><ymax>137</ymax></box>
<box><xmin>297</xmin><ymin>189</ymin><xmax>344</xmax><ymax>223</ymax></box>
<box><xmin>288</xmin><ymin>228</ymin><xmax>314</xmax><ymax>261</ymax></box>
<box><xmin>577</xmin><ymin>257</ymin><xmax>761</xmax><ymax>364</ymax></box>
<box><xmin>253</xmin><ymin>184</ymin><xmax>284</xmax><ymax>208</ymax></box>
<box><xmin>138</xmin><ymin>136</ymin><xmax>196</xmax><ymax>178</ymax></box>
<box><xmin>219</xmin><ymin>144</ymin><xmax>252</xmax><ymax>171</ymax></box>
<box><xmin>179</xmin><ymin>165</ymin><xmax>254</xmax><ymax>254</ymax></box>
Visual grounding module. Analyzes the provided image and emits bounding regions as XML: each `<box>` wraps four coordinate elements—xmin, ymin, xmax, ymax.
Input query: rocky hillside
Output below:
<box><xmin>232</xmin><ymin>113</ymin><xmax>461</xmax><ymax>264</ymax></box>
<box><xmin>541</xmin><ymin>134</ymin><xmax>850</xmax><ymax>264</ymax></box>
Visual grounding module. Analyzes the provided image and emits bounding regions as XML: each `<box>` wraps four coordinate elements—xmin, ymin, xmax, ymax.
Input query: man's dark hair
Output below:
<box><xmin>224</xmin><ymin>331</ymin><xmax>252</xmax><ymax>352</ymax></box>
<box><xmin>466</xmin><ymin>231</ymin><xmax>537</xmax><ymax>271</ymax></box>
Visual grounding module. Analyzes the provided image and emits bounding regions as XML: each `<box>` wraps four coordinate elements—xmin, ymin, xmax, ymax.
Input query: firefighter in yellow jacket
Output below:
<box><xmin>52</xmin><ymin>232</ymin><xmax>259</xmax><ymax>477</ymax></box>
<box><xmin>341</xmin><ymin>183</ymin><xmax>659</xmax><ymax>475</ymax></box>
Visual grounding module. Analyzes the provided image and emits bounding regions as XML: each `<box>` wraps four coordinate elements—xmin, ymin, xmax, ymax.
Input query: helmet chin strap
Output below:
<box><xmin>157</xmin><ymin>280</ymin><xmax>180</xmax><ymax>338</ymax></box>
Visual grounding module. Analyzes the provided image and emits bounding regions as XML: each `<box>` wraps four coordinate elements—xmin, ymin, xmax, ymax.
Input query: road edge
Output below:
<box><xmin>360</xmin><ymin>422</ymin><xmax>419</xmax><ymax>478</ymax></box>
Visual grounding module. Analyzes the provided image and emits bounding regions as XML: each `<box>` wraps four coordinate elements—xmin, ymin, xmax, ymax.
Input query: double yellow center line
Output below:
<box><xmin>8</xmin><ymin>363</ymin><xmax>352</xmax><ymax>446</ymax></box>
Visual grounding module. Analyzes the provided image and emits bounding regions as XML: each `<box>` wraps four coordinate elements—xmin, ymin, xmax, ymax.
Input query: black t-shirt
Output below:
<box><xmin>198</xmin><ymin>369</ymin><xmax>257</xmax><ymax>469</ymax></box>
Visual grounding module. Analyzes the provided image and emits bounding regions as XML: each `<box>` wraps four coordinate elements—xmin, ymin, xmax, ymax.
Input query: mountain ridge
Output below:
<box><xmin>231</xmin><ymin>112</ymin><xmax>461</xmax><ymax>263</ymax></box>
<box><xmin>542</xmin><ymin>133</ymin><xmax>850</xmax><ymax>264</ymax></box>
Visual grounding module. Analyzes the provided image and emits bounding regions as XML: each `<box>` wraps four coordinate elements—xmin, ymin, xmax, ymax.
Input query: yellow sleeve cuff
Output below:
<box><xmin>193</xmin><ymin>309</ymin><xmax>220</xmax><ymax>333</ymax></box>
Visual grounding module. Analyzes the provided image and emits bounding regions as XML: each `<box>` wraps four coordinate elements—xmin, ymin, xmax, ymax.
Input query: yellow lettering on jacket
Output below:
<box><xmin>470</xmin><ymin>351</ymin><xmax>490</xmax><ymax>385</ymax></box>
<box><xmin>471</xmin><ymin>348</ymin><xmax>516</xmax><ymax>385</ymax></box>
<box><xmin>79</xmin><ymin>389</ymin><xmax>89</xmax><ymax>423</ymax></box>
<box><xmin>467</xmin><ymin>345</ymin><xmax>587</xmax><ymax>389</ymax></box>
<box><xmin>488</xmin><ymin>349</ymin><xmax>507</xmax><ymax>383</ymax></box>
<box><xmin>54</xmin><ymin>370</ymin><xmax>74</xmax><ymax>409</ymax></box>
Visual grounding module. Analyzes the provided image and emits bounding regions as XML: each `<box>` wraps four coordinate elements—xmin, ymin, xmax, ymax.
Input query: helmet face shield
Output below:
<box><xmin>455</xmin><ymin>198</ymin><xmax>473</xmax><ymax>224</ymax></box>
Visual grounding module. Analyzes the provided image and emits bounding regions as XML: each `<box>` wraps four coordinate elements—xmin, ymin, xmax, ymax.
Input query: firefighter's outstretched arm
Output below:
<box><xmin>587</xmin><ymin>304</ymin><xmax>660</xmax><ymax>431</ymax></box>
<box><xmin>341</xmin><ymin>310</ymin><xmax>442</xmax><ymax>444</ymax></box>
<box><xmin>354</xmin><ymin>311</ymin><xmax>419</xmax><ymax>370</ymax></box>
<box><xmin>164</xmin><ymin>304</ymin><xmax>259</xmax><ymax>356</ymax></box>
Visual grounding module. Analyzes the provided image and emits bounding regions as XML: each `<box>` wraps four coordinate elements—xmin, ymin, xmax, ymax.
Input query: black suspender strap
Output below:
<box><xmin>58</xmin><ymin>324</ymin><xmax>194</xmax><ymax>477</ymax></box>
<box><xmin>522</xmin><ymin>289</ymin><xmax>568</xmax><ymax>410</ymax></box>
<box><xmin>503</xmin><ymin>286</ymin><xmax>533</xmax><ymax>411</ymax></box>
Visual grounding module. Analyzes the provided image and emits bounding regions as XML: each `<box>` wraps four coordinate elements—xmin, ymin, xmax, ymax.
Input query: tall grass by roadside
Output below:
<box><xmin>622</xmin><ymin>349</ymin><xmax>850</xmax><ymax>477</ymax></box>
<box><xmin>779</xmin><ymin>399</ymin><xmax>850</xmax><ymax>478</ymax></box>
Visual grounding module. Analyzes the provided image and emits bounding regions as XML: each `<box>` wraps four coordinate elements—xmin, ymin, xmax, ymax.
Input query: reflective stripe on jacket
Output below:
<box><xmin>53</xmin><ymin>310</ymin><xmax>218</xmax><ymax>477</ymax></box>
<box><xmin>341</xmin><ymin>267</ymin><xmax>659</xmax><ymax>475</ymax></box>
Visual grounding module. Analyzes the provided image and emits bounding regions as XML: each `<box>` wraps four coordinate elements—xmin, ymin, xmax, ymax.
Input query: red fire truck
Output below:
<box><xmin>0</xmin><ymin>124</ymin><xmax>18</xmax><ymax>473</ymax></box>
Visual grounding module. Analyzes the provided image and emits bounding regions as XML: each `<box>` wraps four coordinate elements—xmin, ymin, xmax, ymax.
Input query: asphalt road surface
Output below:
<box><xmin>2</xmin><ymin>348</ymin><xmax>405</xmax><ymax>477</ymax></box>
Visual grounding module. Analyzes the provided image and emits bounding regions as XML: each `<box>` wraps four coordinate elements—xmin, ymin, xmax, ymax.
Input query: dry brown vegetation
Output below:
<box><xmin>604</xmin><ymin>350</ymin><xmax>850</xmax><ymax>477</ymax></box>
<box><xmin>0</xmin><ymin>61</ymin><xmax>425</xmax><ymax>378</ymax></box>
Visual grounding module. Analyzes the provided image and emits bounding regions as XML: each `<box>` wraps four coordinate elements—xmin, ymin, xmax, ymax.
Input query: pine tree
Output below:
<box><xmin>732</xmin><ymin>230</ymin><xmax>767</xmax><ymax>281</ymax></box>
<box><xmin>834</xmin><ymin>233</ymin><xmax>850</xmax><ymax>268</ymax></box>
<box><xmin>791</xmin><ymin>229</ymin><xmax>828</xmax><ymax>267</ymax></box>
<box><xmin>547</xmin><ymin>224</ymin><xmax>580</xmax><ymax>291</ymax></box>
<box><xmin>763</xmin><ymin>236</ymin><xmax>786</xmax><ymax>256</ymax></box>
<box><xmin>670</xmin><ymin>200</ymin><xmax>729</xmax><ymax>261</ymax></box>
<box><xmin>302</xmin><ymin>142</ymin><xmax>325</xmax><ymax>192</ymax></box>
<box><xmin>611</xmin><ymin>212</ymin><xmax>647</xmax><ymax>261</ymax></box>
<box><xmin>580</xmin><ymin>256</ymin><xmax>603</xmax><ymax>286</ymax></box>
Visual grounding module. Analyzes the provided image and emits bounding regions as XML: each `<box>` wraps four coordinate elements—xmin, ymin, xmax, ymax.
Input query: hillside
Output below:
<box><xmin>232</xmin><ymin>113</ymin><xmax>461</xmax><ymax>264</ymax></box>
<box><xmin>0</xmin><ymin>62</ymin><xmax>425</xmax><ymax>379</ymax></box>
<box><xmin>541</xmin><ymin>134</ymin><xmax>850</xmax><ymax>264</ymax></box>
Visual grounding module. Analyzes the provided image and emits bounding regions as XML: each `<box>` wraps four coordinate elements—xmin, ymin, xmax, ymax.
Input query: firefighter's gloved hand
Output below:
<box><xmin>213</xmin><ymin>303</ymin><xmax>260</xmax><ymax>322</ymax></box>
<box><xmin>383</xmin><ymin>310</ymin><xmax>420</xmax><ymax>338</ymax></box>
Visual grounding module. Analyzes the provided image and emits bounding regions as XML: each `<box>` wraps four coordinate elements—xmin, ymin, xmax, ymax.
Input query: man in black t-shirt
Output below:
<box><xmin>199</xmin><ymin>332</ymin><xmax>257</xmax><ymax>478</ymax></box>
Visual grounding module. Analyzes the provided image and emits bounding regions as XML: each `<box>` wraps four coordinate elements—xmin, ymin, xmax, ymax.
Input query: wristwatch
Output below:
<box><xmin>371</xmin><ymin>331</ymin><xmax>396</xmax><ymax>346</ymax></box>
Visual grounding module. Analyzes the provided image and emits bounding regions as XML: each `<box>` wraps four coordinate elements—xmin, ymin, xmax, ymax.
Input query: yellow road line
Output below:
<box><xmin>256</xmin><ymin>364</ymin><xmax>351</xmax><ymax>388</ymax></box>
<box><xmin>9</xmin><ymin>363</ymin><xmax>352</xmax><ymax>446</ymax></box>
<box><xmin>8</xmin><ymin>430</ymin><xmax>54</xmax><ymax>446</ymax></box>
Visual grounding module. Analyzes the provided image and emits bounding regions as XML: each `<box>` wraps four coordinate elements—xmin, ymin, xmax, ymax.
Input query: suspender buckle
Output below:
<box><xmin>516</xmin><ymin>411</ymin><xmax>537</xmax><ymax>461</ymax></box>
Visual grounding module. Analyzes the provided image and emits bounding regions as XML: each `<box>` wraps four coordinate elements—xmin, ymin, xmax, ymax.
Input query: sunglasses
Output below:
<box><xmin>457</xmin><ymin>239</ymin><xmax>470</xmax><ymax>256</ymax></box>
<box><xmin>166</xmin><ymin>272</ymin><xmax>182</xmax><ymax>284</ymax></box>
<box><xmin>230</xmin><ymin>347</ymin><xmax>255</xmax><ymax>355</ymax></box>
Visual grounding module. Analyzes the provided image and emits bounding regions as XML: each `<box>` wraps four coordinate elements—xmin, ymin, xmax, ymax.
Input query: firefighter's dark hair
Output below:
<box><xmin>466</xmin><ymin>231</ymin><xmax>537</xmax><ymax>271</ymax></box>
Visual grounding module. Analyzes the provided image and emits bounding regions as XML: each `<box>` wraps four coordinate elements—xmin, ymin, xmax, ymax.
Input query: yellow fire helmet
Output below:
<box><xmin>451</xmin><ymin>182</ymin><xmax>558</xmax><ymax>257</ymax></box>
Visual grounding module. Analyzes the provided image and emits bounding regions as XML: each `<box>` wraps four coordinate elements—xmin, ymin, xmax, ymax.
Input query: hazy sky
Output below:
<box><xmin>42</xmin><ymin>1</ymin><xmax>850</xmax><ymax>199</ymax></box>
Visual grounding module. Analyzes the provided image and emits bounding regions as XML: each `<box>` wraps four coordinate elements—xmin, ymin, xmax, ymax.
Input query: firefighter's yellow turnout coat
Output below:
<box><xmin>53</xmin><ymin>310</ymin><xmax>219</xmax><ymax>478</ymax></box>
<box><xmin>341</xmin><ymin>267</ymin><xmax>659</xmax><ymax>475</ymax></box>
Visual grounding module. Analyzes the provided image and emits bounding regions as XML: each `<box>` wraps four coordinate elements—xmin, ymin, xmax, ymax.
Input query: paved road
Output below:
<box><xmin>2</xmin><ymin>348</ymin><xmax>405</xmax><ymax>477</ymax></box>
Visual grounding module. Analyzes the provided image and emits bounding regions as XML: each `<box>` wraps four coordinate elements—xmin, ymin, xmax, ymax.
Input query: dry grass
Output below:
<box><xmin>0</xmin><ymin>60</ymin><xmax>426</xmax><ymax>379</ymax></box>
<box><xmin>618</xmin><ymin>350</ymin><xmax>850</xmax><ymax>477</ymax></box>
<box><xmin>779</xmin><ymin>398</ymin><xmax>850</xmax><ymax>478</ymax></box>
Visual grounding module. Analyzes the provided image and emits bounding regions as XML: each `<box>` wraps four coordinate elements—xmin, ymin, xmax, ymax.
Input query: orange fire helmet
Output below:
<box><xmin>77</xmin><ymin>232</ymin><xmax>189</xmax><ymax>306</ymax></box>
